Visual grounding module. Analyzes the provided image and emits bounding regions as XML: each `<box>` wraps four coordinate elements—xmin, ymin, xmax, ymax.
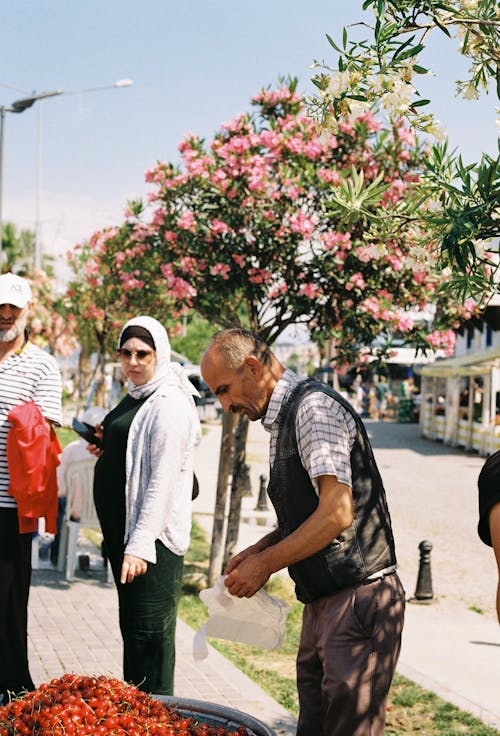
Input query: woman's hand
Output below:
<box><xmin>120</xmin><ymin>554</ymin><xmax>148</xmax><ymax>584</ymax></box>
<box><xmin>86</xmin><ymin>424</ymin><xmax>104</xmax><ymax>457</ymax></box>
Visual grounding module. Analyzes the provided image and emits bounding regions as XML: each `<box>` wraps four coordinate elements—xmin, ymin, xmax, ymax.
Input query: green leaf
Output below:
<box><xmin>343</xmin><ymin>27</ymin><xmax>348</xmax><ymax>50</ymax></box>
<box><xmin>412</xmin><ymin>65</ymin><xmax>429</xmax><ymax>74</ymax></box>
<box><xmin>394</xmin><ymin>43</ymin><xmax>425</xmax><ymax>63</ymax></box>
<box><xmin>326</xmin><ymin>34</ymin><xmax>342</xmax><ymax>54</ymax></box>
<box><xmin>411</xmin><ymin>98</ymin><xmax>431</xmax><ymax>108</ymax></box>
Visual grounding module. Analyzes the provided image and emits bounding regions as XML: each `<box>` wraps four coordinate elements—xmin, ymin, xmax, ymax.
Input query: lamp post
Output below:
<box><xmin>0</xmin><ymin>89</ymin><xmax>63</xmax><ymax>266</ymax></box>
<box><xmin>0</xmin><ymin>79</ymin><xmax>133</xmax><ymax>270</ymax></box>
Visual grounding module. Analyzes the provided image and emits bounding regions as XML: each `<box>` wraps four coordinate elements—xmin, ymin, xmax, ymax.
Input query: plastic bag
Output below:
<box><xmin>193</xmin><ymin>575</ymin><xmax>290</xmax><ymax>660</ymax></box>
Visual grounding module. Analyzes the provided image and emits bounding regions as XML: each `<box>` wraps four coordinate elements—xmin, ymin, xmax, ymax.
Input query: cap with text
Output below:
<box><xmin>0</xmin><ymin>273</ymin><xmax>33</xmax><ymax>308</ymax></box>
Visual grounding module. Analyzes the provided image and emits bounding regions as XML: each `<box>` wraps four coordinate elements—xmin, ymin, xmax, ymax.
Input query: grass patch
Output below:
<box><xmin>55</xmin><ymin>425</ymin><xmax>77</xmax><ymax>449</ymax></box>
<box><xmin>181</xmin><ymin>520</ymin><xmax>500</xmax><ymax>735</ymax></box>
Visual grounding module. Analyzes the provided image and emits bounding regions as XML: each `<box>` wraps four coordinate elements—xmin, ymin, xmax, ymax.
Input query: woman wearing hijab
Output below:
<box><xmin>91</xmin><ymin>316</ymin><xmax>201</xmax><ymax>695</ymax></box>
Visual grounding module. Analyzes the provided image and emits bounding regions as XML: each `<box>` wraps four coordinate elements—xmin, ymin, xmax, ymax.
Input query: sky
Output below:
<box><xmin>1</xmin><ymin>0</ymin><xmax>498</xmax><ymax>283</ymax></box>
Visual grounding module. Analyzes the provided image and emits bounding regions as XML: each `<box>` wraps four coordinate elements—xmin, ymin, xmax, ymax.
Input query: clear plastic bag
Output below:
<box><xmin>193</xmin><ymin>576</ymin><xmax>290</xmax><ymax>660</ymax></box>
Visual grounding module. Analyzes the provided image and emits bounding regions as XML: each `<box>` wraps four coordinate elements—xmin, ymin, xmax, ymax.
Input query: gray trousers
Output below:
<box><xmin>296</xmin><ymin>572</ymin><xmax>405</xmax><ymax>736</ymax></box>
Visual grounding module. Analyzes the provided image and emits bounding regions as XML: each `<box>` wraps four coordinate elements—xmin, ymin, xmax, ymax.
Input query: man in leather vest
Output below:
<box><xmin>201</xmin><ymin>328</ymin><xmax>405</xmax><ymax>736</ymax></box>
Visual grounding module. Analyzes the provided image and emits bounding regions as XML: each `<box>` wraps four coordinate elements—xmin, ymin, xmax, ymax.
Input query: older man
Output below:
<box><xmin>0</xmin><ymin>273</ymin><xmax>62</xmax><ymax>701</ymax></box>
<box><xmin>201</xmin><ymin>328</ymin><xmax>405</xmax><ymax>736</ymax></box>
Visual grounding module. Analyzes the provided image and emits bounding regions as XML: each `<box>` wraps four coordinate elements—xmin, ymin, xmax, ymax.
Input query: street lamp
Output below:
<box><xmin>0</xmin><ymin>79</ymin><xmax>134</xmax><ymax>269</ymax></box>
<box><xmin>0</xmin><ymin>89</ymin><xmax>63</xmax><ymax>265</ymax></box>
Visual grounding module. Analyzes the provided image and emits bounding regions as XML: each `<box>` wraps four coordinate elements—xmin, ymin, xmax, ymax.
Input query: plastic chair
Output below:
<box><xmin>56</xmin><ymin>457</ymin><xmax>109</xmax><ymax>581</ymax></box>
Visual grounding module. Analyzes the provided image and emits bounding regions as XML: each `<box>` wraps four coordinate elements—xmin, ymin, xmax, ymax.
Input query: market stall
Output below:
<box><xmin>418</xmin><ymin>347</ymin><xmax>500</xmax><ymax>456</ymax></box>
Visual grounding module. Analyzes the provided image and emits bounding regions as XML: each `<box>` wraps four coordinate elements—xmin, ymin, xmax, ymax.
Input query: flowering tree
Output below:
<box><xmin>307</xmin><ymin>0</ymin><xmax>499</xmax><ymax>301</ymax></box>
<box><xmin>64</xmin><ymin>78</ymin><xmax>480</xmax><ymax>573</ymax></box>
<box><xmin>64</xmin><ymin>227</ymin><xmax>180</xmax><ymax>402</ymax></box>
<box><xmin>28</xmin><ymin>270</ymin><xmax>78</xmax><ymax>359</ymax></box>
<box><xmin>109</xmin><ymin>79</ymin><xmax>474</xmax><ymax>367</ymax></box>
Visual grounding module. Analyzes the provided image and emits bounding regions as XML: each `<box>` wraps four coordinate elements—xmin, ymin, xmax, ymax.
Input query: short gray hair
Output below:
<box><xmin>207</xmin><ymin>328</ymin><xmax>272</xmax><ymax>371</ymax></box>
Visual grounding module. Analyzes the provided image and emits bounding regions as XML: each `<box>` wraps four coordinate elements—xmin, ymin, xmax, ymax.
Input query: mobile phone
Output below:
<box><xmin>72</xmin><ymin>417</ymin><xmax>103</xmax><ymax>449</ymax></box>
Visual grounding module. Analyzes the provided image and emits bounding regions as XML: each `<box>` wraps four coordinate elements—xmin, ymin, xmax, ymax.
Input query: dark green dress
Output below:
<box><xmin>93</xmin><ymin>393</ymin><xmax>184</xmax><ymax>695</ymax></box>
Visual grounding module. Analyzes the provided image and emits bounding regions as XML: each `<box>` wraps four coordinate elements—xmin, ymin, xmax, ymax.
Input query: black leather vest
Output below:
<box><xmin>267</xmin><ymin>379</ymin><xmax>397</xmax><ymax>603</ymax></box>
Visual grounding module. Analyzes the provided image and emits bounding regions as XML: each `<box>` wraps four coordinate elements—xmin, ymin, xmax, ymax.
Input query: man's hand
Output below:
<box><xmin>224</xmin><ymin>552</ymin><xmax>272</xmax><ymax>598</ymax></box>
<box><xmin>224</xmin><ymin>544</ymin><xmax>260</xmax><ymax>575</ymax></box>
<box><xmin>120</xmin><ymin>554</ymin><xmax>148</xmax><ymax>584</ymax></box>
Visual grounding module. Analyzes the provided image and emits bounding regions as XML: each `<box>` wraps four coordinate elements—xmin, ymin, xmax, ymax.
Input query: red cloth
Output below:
<box><xmin>7</xmin><ymin>401</ymin><xmax>61</xmax><ymax>534</ymax></box>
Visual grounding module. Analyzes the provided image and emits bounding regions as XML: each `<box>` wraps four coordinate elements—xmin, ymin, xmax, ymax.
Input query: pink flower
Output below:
<box><xmin>210</xmin><ymin>262</ymin><xmax>231</xmax><ymax>280</ymax></box>
<box><xmin>303</xmin><ymin>140</ymin><xmax>323</xmax><ymax>159</ymax></box>
<box><xmin>290</xmin><ymin>212</ymin><xmax>316</xmax><ymax>239</ymax></box>
<box><xmin>323</xmin><ymin>230</ymin><xmax>351</xmax><ymax>251</ymax></box>
<box><xmin>269</xmin><ymin>282</ymin><xmax>288</xmax><ymax>298</ymax></box>
<box><xmin>232</xmin><ymin>254</ymin><xmax>246</xmax><ymax>267</ymax></box>
<box><xmin>177</xmin><ymin>211</ymin><xmax>196</xmax><ymax>231</ymax></box>
<box><xmin>346</xmin><ymin>273</ymin><xmax>366</xmax><ymax>291</ymax></box>
<box><xmin>180</xmin><ymin>257</ymin><xmax>198</xmax><ymax>275</ymax></box>
<box><xmin>426</xmin><ymin>329</ymin><xmax>456</xmax><ymax>357</ymax></box>
<box><xmin>210</xmin><ymin>218</ymin><xmax>232</xmax><ymax>236</ymax></box>
<box><xmin>299</xmin><ymin>283</ymin><xmax>321</xmax><ymax>298</ymax></box>
<box><xmin>395</xmin><ymin>313</ymin><xmax>415</xmax><ymax>332</ymax></box>
<box><xmin>248</xmin><ymin>268</ymin><xmax>273</xmax><ymax>285</ymax></box>
<box><xmin>318</xmin><ymin>168</ymin><xmax>341</xmax><ymax>185</ymax></box>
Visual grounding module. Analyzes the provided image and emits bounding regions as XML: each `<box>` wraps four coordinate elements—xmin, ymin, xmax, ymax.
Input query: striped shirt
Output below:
<box><xmin>0</xmin><ymin>341</ymin><xmax>62</xmax><ymax>508</ymax></box>
<box><xmin>262</xmin><ymin>369</ymin><xmax>357</xmax><ymax>493</ymax></box>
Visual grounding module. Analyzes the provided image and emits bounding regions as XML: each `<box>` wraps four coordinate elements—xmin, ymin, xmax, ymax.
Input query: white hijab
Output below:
<box><xmin>118</xmin><ymin>316</ymin><xmax>200</xmax><ymax>401</ymax></box>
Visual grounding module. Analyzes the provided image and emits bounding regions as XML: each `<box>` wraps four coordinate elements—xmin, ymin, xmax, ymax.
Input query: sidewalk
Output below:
<box><xmin>28</xmin><ymin>566</ymin><xmax>297</xmax><ymax>735</ymax></box>
<box><xmin>192</xmin><ymin>420</ymin><xmax>500</xmax><ymax>730</ymax></box>
<box><xmin>27</xmin><ymin>418</ymin><xmax>500</xmax><ymax>734</ymax></box>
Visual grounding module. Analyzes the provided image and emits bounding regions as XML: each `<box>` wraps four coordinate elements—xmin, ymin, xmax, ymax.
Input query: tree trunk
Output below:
<box><xmin>207</xmin><ymin>411</ymin><xmax>237</xmax><ymax>586</ymax></box>
<box><xmin>77</xmin><ymin>347</ymin><xmax>94</xmax><ymax>401</ymax></box>
<box><xmin>223</xmin><ymin>414</ymin><xmax>250</xmax><ymax>569</ymax></box>
<box><xmin>94</xmin><ymin>347</ymin><xmax>108</xmax><ymax>407</ymax></box>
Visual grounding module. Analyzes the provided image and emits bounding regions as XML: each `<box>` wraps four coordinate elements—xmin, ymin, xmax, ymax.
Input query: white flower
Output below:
<box><xmin>427</xmin><ymin>120</ymin><xmax>446</xmax><ymax>141</ymax></box>
<box><xmin>427</xmin><ymin>199</ymin><xmax>443</xmax><ymax>213</ymax></box>
<box><xmin>409</xmin><ymin>245</ymin><xmax>430</xmax><ymax>263</ymax></box>
<box><xmin>380</xmin><ymin>80</ymin><xmax>415</xmax><ymax>115</ymax></box>
<box><xmin>462</xmin><ymin>84</ymin><xmax>479</xmax><ymax>100</ymax></box>
<box><xmin>348</xmin><ymin>99</ymin><xmax>371</xmax><ymax>120</ymax></box>
<box><xmin>460</xmin><ymin>0</ymin><xmax>478</xmax><ymax>9</ymax></box>
<box><xmin>327</xmin><ymin>70</ymin><xmax>351</xmax><ymax>98</ymax></box>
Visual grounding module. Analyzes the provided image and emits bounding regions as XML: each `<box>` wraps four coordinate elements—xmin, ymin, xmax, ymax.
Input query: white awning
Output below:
<box><xmin>420</xmin><ymin>347</ymin><xmax>500</xmax><ymax>378</ymax></box>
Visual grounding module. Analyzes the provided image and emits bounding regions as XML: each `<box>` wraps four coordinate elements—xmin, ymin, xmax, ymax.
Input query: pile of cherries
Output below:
<box><xmin>0</xmin><ymin>674</ymin><xmax>250</xmax><ymax>736</ymax></box>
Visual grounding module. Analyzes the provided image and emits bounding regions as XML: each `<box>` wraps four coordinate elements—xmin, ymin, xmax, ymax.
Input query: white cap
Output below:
<box><xmin>0</xmin><ymin>273</ymin><xmax>33</xmax><ymax>308</ymax></box>
<box><xmin>81</xmin><ymin>406</ymin><xmax>107</xmax><ymax>426</ymax></box>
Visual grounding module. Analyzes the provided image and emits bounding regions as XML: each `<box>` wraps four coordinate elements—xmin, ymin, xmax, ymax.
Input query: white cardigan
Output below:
<box><xmin>123</xmin><ymin>382</ymin><xmax>201</xmax><ymax>563</ymax></box>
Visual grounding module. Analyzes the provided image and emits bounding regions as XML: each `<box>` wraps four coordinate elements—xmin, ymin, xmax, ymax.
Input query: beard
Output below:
<box><xmin>0</xmin><ymin>315</ymin><xmax>27</xmax><ymax>343</ymax></box>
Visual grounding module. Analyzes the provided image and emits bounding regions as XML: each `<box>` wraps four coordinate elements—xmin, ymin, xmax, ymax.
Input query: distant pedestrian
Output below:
<box><xmin>477</xmin><ymin>451</ymin><xmax>500</xmax><ymax>622</ymax></box>
<box><xmin>0</xmin><ymin>273</ymin><xmax>62</xmax><ymax>702</ymax></box>
<box><xmin>201</xmin><ymin>328</ymin><xmax>405</xmax><ymax>736</ymax></box>
<box><xmin>374</xmin><ymin>374</ymin><xmax>390</xmax><ymax>420</ymax></box>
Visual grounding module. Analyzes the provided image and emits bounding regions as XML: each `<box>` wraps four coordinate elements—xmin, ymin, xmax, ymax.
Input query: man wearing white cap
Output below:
<box><xmin>0</xmin><ymin>272</ymin><xmax>62</xmax><ymax>702</ymax></box>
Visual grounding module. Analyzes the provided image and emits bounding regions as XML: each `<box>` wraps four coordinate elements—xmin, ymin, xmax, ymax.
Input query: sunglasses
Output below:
<box><xmin>118</xmin><ymin>348</ymin><xmax>155</xmax><ymax>362</ymax></box>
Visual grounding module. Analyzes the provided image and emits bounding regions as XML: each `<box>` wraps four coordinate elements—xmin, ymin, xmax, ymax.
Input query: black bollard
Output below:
<box><xmin>241</xmin><ymin>462</ymin><xmax>252</xmax><ymax>497</ymax></box>
<box><xmin>255</xmin><ymin>473</ymin><xmax>269</xmax><ymax>511</ymax></box>
<box><xmin>413</xmin><ymin>539</ymin><xmax>434</xmax><ymax>602</ymax></box>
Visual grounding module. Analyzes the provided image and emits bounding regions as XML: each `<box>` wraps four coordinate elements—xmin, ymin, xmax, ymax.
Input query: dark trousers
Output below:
<box><xmin>0</xmin><ymin>508</ymin><xmax>35</xmax><ymax>699</ymax></box>
<box><xmin>108</xmin><ymin>540</ymin><xmax>184</xmax><ymax>696</ymax></box>
<box><xmin>296</xmin><ymin>573</ymin><xmax>405</xmax><ymax>736</ymax></box>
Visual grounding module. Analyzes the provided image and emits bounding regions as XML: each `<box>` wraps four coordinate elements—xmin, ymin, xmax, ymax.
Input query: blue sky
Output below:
<box><xmin>1</xmin><ymin>0</ymin><xmax>498</xmax><ymax>279</ymax></box>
